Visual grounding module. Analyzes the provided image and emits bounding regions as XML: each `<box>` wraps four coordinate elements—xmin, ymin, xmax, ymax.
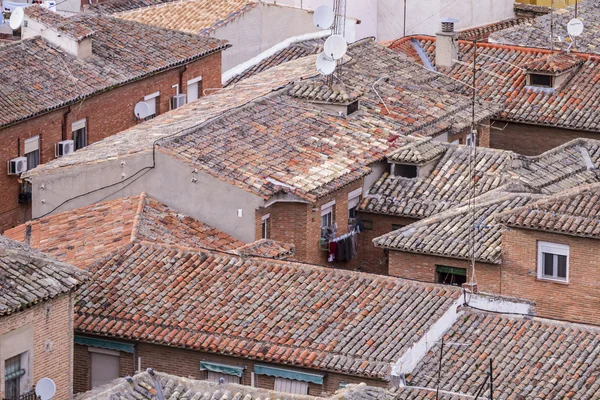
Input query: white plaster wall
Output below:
<box><xmin>213</xmin><ymin>3</ymin><xmax>320</xmax><ymax>71</ymax></box>
<box><xmin>30</xmin><ymin>151</ymin><xmax>266</xmax><ymax>243</ymax></box>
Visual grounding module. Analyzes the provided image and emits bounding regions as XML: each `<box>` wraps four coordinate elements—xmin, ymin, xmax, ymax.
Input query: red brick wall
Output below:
<box><xmin>490</xmin><ymin>121</ymin><xmax>598</xmax><ymax>156</ymax></box>
<box><xmin>501</xmin><ymin>228</ymin><xmax>600</xmax><ymax>325</ymax></box>
<box><xmin>356</xmin><ymin>212</ymin><xmax>419</xmax><ymax>275</ymax></box>
<box><xmin>0</xmin><ymin>52</ymin><xmax>222</xmax><ymax>233</ymax></box>
<box><xmin>449</xmin><ymin>119</ymin><xmax>491</xmax><ymax>147</ymax></box>
<box><xmin>388</xmin><ymin>250</ymin><xmax>501</xmax><ymax>293</ymax></box>
<box><xmin>0</xmin><ymin>294</ymin><xmax>74</xmax><ymax>400</ymax></box>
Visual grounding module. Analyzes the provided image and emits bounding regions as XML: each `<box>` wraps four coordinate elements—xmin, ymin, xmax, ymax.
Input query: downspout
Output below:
<box><xmin>62</xmin><ymin>105</ymin><xmax>72</xmax><ymax>141</ymax></box>
<box><xmin>179</xmin><ymin>65</ymin><xmax>188</xmax><ymax>96</ymax></box>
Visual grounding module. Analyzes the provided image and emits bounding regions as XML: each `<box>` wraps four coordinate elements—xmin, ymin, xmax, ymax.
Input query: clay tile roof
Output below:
<box><xmin>235</xmin><ymin>239</ymin><xmax>295</xmax><ymax>260</ymax></box>
<box><xmin>75</xmin><ymin>242</ymin><xmax>461</xmax><ymax>379</ymax></box>
<box><xmin>490</xmin><ymin>0</ymin><xmax>600</xmax><ymax>56</ymax></box>
<box><xmin>458</xmin><ymin>17</ymin><xmax>532</xmax><ymax>42</ymax></box>
<box><xmin>225</xmin><ymin>38</ymin><xmax>324</xmax><ymax>87</ymax></box>
<box><xmin>114</xmin><ymin>0</ymin><xmax>257</xmax><ymax>34</ymax></box>
<box><xmin>87</xmin><ymin>0</ymin><xmax>179</xmax><ymax>14</ymax></box>
<box><xmin>389</xmin><ymin>37</ymin><xmax>600</xmax><ymax>132</ymax></box>
<box><xmin>25</xmin><ymin>6</ymin><xmax>95</xmax><ymax>40</ymax></box>
<box><xmin>497</xmin><ymin>182</ymin><xmax>600</xmax><ymax>239</ymax></box>
<box><xmin>0</xmin><ymin>235</ymin><xmax>88</xmax><ymax>316</ymax></box>
<box><xmin>408</xmin><ymin>311</ymin><xmax>600</xmax><ymax>399</ymax></box>
<box><xmin>374</xmin><ymin>191</ymin><xmax>540</xmax><ymax>264</ymax></box>
<box><xmin>4</xmin><ymin>194</ymin><xmax>243</xmax><ymax>269</ymax></box>
<box><xmin>288</xmin><ymin>82</ymin><xmax>361</xmax><ymax>103</ymax></box>
<box><xmin>78</xmin><ymin>370</ymin><xmax>329</xmax><ymax>400</ymax></box>
<box><xmin>386</xmin><ymin>136</ymin><xmax>446</xmax><ymax>165</ymax></box>
<box><xmin>522</xmin><ymin>52</ymin><xmax>585</xmax><ymax>73</ymax></box>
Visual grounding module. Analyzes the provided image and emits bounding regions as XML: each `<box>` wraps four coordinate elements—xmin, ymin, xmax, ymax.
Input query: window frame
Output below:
<box><xmin>187</xmin><ymin>76</ymin><xmax>203</xmax><ymax>103</ymax></box>
<box><xmin>72</xmin><ymin>119</ymin><xmax>88</xmax><ymax>150</ymax></box>
<box><xmin>24</xmin><ymin>136</ymin><xmax>40</xmax><ymax>170</ymax></box>
<box><xmin>529</xmin><ymin>73</ymin><xmax>553</xmax><ymax>88</ymax></box>
<box><xmin>144</xmin><ymin>91</ymin><xmax>160</xmax><ymax>119</ymax></box>
<box><xmin>537</xmin><ymin>241</ymin><xmax>569</xmax><ymax>282</ymax></box>
<box><xmin>321</xmin><ymin>200</ymin><xmax>335</xmax><ymax>229</ymax></box>
<box><xmin>261</xmin><ymin>213</ymin><xmax>270</xmax><ymax>240</ymax></box>
<box><xmin>89</xmin><ymin>347</ymin><xmax>120</xmax><ymax>388</ymax></box>
<box><xmin>347</xmin><ymin>188</ymin><xmax>362</xmax><ymax>223</ymax></box>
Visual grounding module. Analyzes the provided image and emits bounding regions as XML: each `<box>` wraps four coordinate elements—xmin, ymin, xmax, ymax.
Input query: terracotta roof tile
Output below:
<box><xmin>26</xmin><ymin>6</ymin><xmax>94</xmax><ymax>40</ymax></box>
<box><xmin>4</xmin><ymin>194</ymin><xmax>244</xmax><ymax>268</ymax></box>
<box><xmin>497</xmin><ymin>182</ymin><xmax>600</xmax><ymax>238</ymax></box>
<box><xmin>75</xmin><ymin>242</ymin><xmax>461</xmax><ymax>379</ymax></box>
<box><xmin>0</xmin><ymin>235</ymin><xmax>87</xmax><ymax>316</ymax></box>
<box><xmin>0</xmin><ymin>9</ymin><xmax>226</xmax><ymax>128</ymax></box>
<box><xmin>115</xmin><ymin>0</ymin><xmax>257</xmax><ymax>34</ymax></box>
<box><xmin>235</xmin><ymin>239</ymin><xmax>295</xmax><ymax>259</ymax></box>
<box><xmin>390</xmin><ymin>37</ymin><xmax>600</xmax><ymax>132</ymax></box>
<box><xmin>408</xmin><ymin>311</ymin><xmax>600</xmax><ymax>399</ymax></box>
<box><xmin>458</xmin><ymin>18</ymin><xmax>532</xmax><ymax>42</ymax></box>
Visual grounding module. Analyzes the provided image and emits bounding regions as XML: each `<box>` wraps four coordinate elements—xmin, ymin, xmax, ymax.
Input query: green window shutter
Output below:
<box><xmin>436</xmin><ymin>265</ymin><xmax>467</xmax><ymax>277</ymax></box>
<box><xmin>200</xmin><ymin>362</ymin><xmax>244</xmax><ymax>377</ymax></box>
<box><xmin>74</xmin><ymin>336</ymin><xmax>135</xmax><ymax>353</ymax></box>
<box><xmin>5</xmin><ymin>369</ymin><xmax>25</xmax><ymax>380</ymax></box>
<box><xmin>254</xmin><ymin>365</ymin><xmax>324</xmax><ymax>385</ymax></box>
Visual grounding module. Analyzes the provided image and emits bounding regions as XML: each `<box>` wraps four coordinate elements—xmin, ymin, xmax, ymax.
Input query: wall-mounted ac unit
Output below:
<box><xmin>8</xmin><ymin>157</ymin><xmax>27</xmax><ymax>175</ymax></box>
<box><xmin>171</xmin><ymin>93</ymin><xmax>187</xmax><ymax>110</ymax></box>
<box><xmin>56</xmin><ymin>140</ymin><xmax>75</xmax><ymax>157</ymax></box>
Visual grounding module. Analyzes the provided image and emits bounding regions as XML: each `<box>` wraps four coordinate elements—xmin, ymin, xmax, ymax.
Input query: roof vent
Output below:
<box><xmin>441</xmin><ymin>17</ymin><xmax>458</xmax><ymax>33</ymax></box>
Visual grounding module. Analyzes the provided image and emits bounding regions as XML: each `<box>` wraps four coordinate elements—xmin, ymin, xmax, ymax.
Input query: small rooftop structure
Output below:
<box><xmin>0</xmin><ymin>235</ymin><xmax>87</xmax><ymax>316</ymax></box>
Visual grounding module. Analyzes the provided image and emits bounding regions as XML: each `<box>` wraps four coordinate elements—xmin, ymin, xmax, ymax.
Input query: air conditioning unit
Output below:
<box><xmin>56</xmin><ymin>140</ymin><xmax>75</xmax><ymax>157</ymax></box>
<box><xmin>7</xmin><ymin>157</ymin><xmax>27</xmax><ymax>175</ymax></box>
<box><xmin>171</xmin><ymin>93</ymin><xmax>187</xmax><ymax>109</ymax></box>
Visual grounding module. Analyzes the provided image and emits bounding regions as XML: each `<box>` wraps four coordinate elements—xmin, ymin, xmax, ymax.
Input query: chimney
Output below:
<box><xmin>22</xmin><ymin>6</ymin><xmax>94</xmax><ymax>59</ymax></box>
<box><xmin>436</xmin><ymin>17</ymin><xmax>459</xmax><ymax>68</ymax></box>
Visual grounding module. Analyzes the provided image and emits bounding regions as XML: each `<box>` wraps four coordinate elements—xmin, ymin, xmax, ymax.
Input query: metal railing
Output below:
<box><xmin>3</xmin><ymin>388</ymin><xmax>39</xmax><ymax>400</ymax></box>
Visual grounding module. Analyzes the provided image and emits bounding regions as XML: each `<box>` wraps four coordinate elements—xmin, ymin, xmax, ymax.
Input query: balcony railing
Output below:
<box><xmin>3</xmin><ymin>388</ymin><xmax>39</xmax><ymax>400</ymax></box>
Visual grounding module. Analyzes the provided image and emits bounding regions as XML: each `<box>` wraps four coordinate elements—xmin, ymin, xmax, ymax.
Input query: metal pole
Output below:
<box><xmin>489</xmin><ymin>358</ymin><xmax>493</xmax><ymax>400</ymax></box>
<box><xmin>436</xmin><ymin>338</ymin><xmax>444</xmax><ymax>400</ymax></box>
<box><xmin>403</xmin><ymin>0</ymin><xmax>407</xmax><ymax>37</ymax></box>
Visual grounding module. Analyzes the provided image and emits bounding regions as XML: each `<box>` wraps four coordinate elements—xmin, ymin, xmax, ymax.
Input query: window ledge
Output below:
<box><xmin>536</xmin><ymin>277</ymin><xmax>569</xmax><ymax>286</ymax></box>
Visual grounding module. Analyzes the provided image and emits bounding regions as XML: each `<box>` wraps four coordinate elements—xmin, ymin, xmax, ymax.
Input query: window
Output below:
<box><xmin>90</xmin><ymin>348</ymin><xmax>120</xmax><ymax>388</ymax></box>
<box><xmin>24</xmin><ymin>136</ymin><xmax>40</xmax><ymax>170</ymax></box>
<box><xmin>348</xmin><ymin>188</ymin><xmax>362</xmax><ymax>224</ymax></box>
<box><xmin>72</xmin><ymin>119</ymin><xmax>87</xmax><ymax>150</ymax></box>
<box><xmin>529</xmin><ymin>74</ymin><xmax>553</xmax><ymax>87</ymax></box>
<box><xmin>207</xmin><ymin>371</ymin><xmax>240</xmax><ymax>384</ymax></box>
<box><xmin>187</xmin><ymin>76</ymin><xmax>202</xmax><ymax>103</ymax></box>
<box><xmin>465</xmin><ymin>132</ymin><xmax>476</xmax><ymax>147</ymax></box>
<box><xmin>274</xmin><ymin>378</ymin><xmax>308</xmax><ymax>395</ymax></box>
<box><xmin>261</xmin><ymin>214</ymin><xmax>270</xmax><ymax>239</ymax></box>
<box><xmin>4</xmin><ymin>354</ymin><xmax>26</xmax><ymax>399</ymax></box>
<box><xmin>393</xmin><ymin>164</ymin><xmax>418</xmax><ymax>178</ymax></box>
<box><xmin>538</xmin><ymin>241</ymin><xmax>569</xmax><ymax>282</ymax></box>
<box><xmin>436</xmin><ymin>265</ymin><xmax>467</xmax><ymax>287</ymax></box>
<box><xmin>144</xmin><ymin>91</ymin><xmax>160</xmax><ymax>119</ymax></box>
<box><xmin>321</xmin><ymin>200</ymin><xmax>335</xmax><ymax>229</ymax></box>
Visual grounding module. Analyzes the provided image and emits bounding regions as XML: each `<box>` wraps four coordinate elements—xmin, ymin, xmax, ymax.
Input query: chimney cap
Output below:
<box><xmin>440</xmin><ymin>17</ymin><xmax>459</xmax><ymax>33</ymax></box>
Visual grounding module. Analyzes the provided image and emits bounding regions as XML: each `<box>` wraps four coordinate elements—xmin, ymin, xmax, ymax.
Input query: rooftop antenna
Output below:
<box><xmin>313</xmin><ymin>0</ymin><xmax>347</xmax><ymax>85</ymax></box>
<box><xmin>567</xmin><ymin>17</ymin><xmax>584</xmax><ymax>51</ymax></box>
<box><xmin>35</xmin><ymin>378</ymin><xmax>56</xmax><ymax>400</ymax></box>
<box><xmin>9</xmin><ymin>7</ymin><xmax>25</xmax><ymax>30</ymax></box>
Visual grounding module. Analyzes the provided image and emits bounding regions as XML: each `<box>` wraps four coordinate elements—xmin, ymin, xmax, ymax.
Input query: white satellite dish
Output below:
<box><xmin>134</xmin><ymin>101</ymin><xmax>150</xmax><ymax>119</ymax></box>
<box><xmin>313</xmin><ymin>5</ymin><xmax>334</xmax><ymax>30</ymax></box>
<box><xmin>567</xmin><ymin>18</ymin><xmax>584</xmax><ymax>37</ymax></box>
<box><xmin>324</xmin><ymin>35</ymin><xmax>347</xmax><ymax>60</ymax></box>
<box><xmin>9</xmin><ymin>7</ymin><xmax>25</xmax><ymax>30</ymax></box>
<box><xmin>316</xmin><ymin>52</ymin><xmax>336</xmax><ymax>76</ymax></box>
<box><xmin>35</xmin><ymin>378</ymin><xmax>56</xmax><ymax>400</ymax></box>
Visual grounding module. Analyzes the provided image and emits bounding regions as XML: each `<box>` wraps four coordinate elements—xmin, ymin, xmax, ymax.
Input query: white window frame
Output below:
<box><xmin>537</xmin><ymin>241</ymin><xmax>569</xmax><ymax>282</ymax></box>
<box><xmin>24</xmin><ymin>136</ymin><xmax>40</xmax><ymax>170</ymax></box>
<box><xmin>347</xmin><ymin>188</ymin><xmax>362</xmax><ymax>220</ymax></box>
<box><xmin>72</xmin><ymin>119</ymin><xmax>87</xmax><ymax>150</ymax></box>
<box><xmin>144</xmin><ymin>92</ymin><xmax>160</xmax><ymax>118</ymax></box>
<box><xmin>261</xmin><ymin>213</ymin><xmax>270</xmax><ymax>239</ymax></box>
<box><xmin>187</xmin><ymin>76</ymin><xmax>202</xmax><ymax>103</ymax></box>
<box><xmin>321</xmin><ymin>200</ymin><xmax>335</xmax><ymax>228</ymax></box>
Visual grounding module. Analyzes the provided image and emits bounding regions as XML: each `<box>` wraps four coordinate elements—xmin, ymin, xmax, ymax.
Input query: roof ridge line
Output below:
<box><xmin>130</xmin><ymin>192</ymin><xmax>147</xmax><ymax>242</ymax></box>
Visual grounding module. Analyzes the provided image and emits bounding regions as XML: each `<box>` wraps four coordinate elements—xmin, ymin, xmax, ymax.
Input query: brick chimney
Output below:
<box><xmin>436</xmin><ymin>17</ymin><xmax>459</xmax><ymax>68</ymax></box>
<box><xmin>22</xmin><ymin>6</ymin><xmax>94</xmax><ymax>59</ymax></box>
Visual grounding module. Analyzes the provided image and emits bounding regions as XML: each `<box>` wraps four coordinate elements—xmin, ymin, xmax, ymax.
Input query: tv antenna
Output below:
<box><xmin>134</xmin><ymin>101</ymin><xmax>150</xmax><ymax>119</ymax></box>
<box><xmin>35</xmin><ymin>378</ymin><xmax>56</xmax><ymax>400</ymax></box>
<box><xmin>313</xmin><ymin>0</ymin><xmax>348</xmax><ymax>84</ymax></box>
<box><xmin>567</xmin><ymin>17</ymin><xmax>584</xmax><ymax>51</ymax></box>
<box><xmin>9</xmin><ymin>7</ymin><xmax>25</xmax><ymax>30</ymax></box>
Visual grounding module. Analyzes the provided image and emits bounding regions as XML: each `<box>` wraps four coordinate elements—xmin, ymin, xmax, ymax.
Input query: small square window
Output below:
<box><xmin>537</xmin><ymin>241</ymin><xmax>569</xmax><ymax>282</ymax></box>
<box><xmin>529</xmin><ymin>74</ymin><xmax>553</xmax><ymax>87</ymax></box>
<box><xmin>393</xmin><ymin>164</ymin><xmax>418</xmax><ymax>178</ymax></box>
<box><xmin>436</xmin><ymin>265</ymin><xmax>466</xmax><ymax>287</ymax></box>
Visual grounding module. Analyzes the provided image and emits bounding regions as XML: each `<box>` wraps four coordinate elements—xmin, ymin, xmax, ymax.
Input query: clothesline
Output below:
<box><xmin>330</xmin><ymin>227</ymin><xmax>359</xmax><ymax>243</ymax></box>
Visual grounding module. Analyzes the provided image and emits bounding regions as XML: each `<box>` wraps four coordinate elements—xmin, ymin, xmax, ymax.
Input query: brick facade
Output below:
<box><xmin>387</xmin><ymin>251</ymin><xmax>501</xmax><ymax>293</ymax></box>
<box><xmin>501</xmin><ymin>228</ymin><xmax>600</xmax><ymax>325</ymax></box>
<box><xmin>74</xmin><ymin>337</ymin><xmax>388</xmax><ymax>395</ymax></box>
<box><xmin>0</xmin><ymin>294</ymin><xmax>74</xmax><ymax>400</ymax></box>
<box><xmin>490</xmin><ymin>121</ymin><xmax>600</xmax><ymax>156</ymax></box>
<box><xmin>0</xmin><ymin>52</ymin><xmax>222</xmax><ymax>233</ymax></box>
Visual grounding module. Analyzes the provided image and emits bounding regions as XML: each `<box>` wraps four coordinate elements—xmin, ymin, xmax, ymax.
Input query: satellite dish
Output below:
<box><xmin>9</xmin><ymin>7</ymin><xmax>24</xmax><ymax>30</ymax></box>
<box><xmin>313</xmin><ymin>5</ymin><xmax>334</xmax><ymax>30</ymax></box>
<box><xmin>134</xmin><ymin>102</ymin><xmax>150</xmax><ymax>119</ymax></box>
<box><xmin>35</xmin><ymin>378</ymin><xmax>56</xmax><ymax>400</ymax></box>
<box><xmin>567</xmin><ymin>18</ymin><xmax>584</xmax><ymax>37</ymax></box>
<box><xmin>324</xmin><ymin>35</ymin><xmax>347</xmax><ymax>60</ymax></box>
<box><xmin>316</xmin><ymin>52</ymin><xmax>336</xmax><ymax>76</ymax></box>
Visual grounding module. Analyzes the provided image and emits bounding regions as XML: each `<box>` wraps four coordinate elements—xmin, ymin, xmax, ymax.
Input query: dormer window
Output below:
<box><xmin>392</xmin><ymin>164</ymin><xmax>418</xmax><ymax>178</ymax></box>
<box><xmin>528</xmin><ymin>73</ymin><xmax>553</xmax><ymax>88</ymax></box>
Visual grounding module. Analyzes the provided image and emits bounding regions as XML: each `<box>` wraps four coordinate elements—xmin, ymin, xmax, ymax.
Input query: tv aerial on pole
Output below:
<box><xmin>313</xmin><ymin>0</ymin><xmax>348</xmax><ymax>84</ymax></box>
